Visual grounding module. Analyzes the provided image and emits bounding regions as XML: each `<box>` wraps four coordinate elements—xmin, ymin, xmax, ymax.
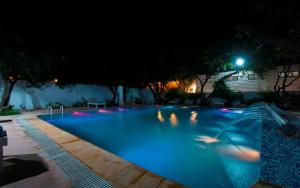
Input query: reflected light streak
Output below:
<box><xmin>220</xmin><ymin>108</ymin><xmax>229</xmax><ymax>112</ymax></box>
<box><xmin>169</xmin><ymin>113</ymin><xmax>178</xmax><ymax>126</ymax></box>
<box><xmin>190</xmin><ymin>111</ymin><xmax>197</xmax><ymax>125</ymax></box>
<box><xmin>98</xmin><ymin>109</ymin><xmax>113</xmax><ymax>113</ymax></box>
<box><xmin>195</xmin><ymin>135</ymin><xmax>219</xmax><ymax>143</ymax></box>
<box><xmin>157</xmin><ymin>110</ymin><xmax>164</xmax><ymax>122</ymax></box>
<box><xmin>72</xmin><ymin>111</ymin><xmax>92</xmax><ymax>116</ymax></box>
<box><xmin>218</xmin><ymin>145</ymin><xmax>260</xmax><ymax>162</ymax></box>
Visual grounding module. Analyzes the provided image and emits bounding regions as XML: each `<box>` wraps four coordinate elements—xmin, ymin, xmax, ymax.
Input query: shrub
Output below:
<box><xmin>0</xmin><ymin>105</ymin><xmax>21</xmax><ymax>116</ymax></box>
<box><xmin>164</xmin><ymin>88</ymin><xmax>181</xmax><ymax>102</ymax></box>
<box><xmin>259</xmin><ymin>91</ymin><xmax>277</xmax><ymax>103</ymax></box>
<box><xmin>46</xmin><ymin>102</ymin><xmax>65</xmax><ymax>108</ymax></box>
<box><xmin>213</xmin><ymin>80</ymin><xmax>243</xmax><ymax>106</ymax></box>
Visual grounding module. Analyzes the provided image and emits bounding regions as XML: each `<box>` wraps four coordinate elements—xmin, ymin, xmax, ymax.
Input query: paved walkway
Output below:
<box><xmin>1</xmin><ymin>115</ymin><xmax>73</xmax><ymax>188</ymax></box>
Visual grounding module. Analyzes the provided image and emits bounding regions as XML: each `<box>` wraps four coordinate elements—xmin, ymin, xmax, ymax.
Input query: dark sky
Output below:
<box><xmin>0</xmin><ymin>1</ymin><xmax>252</xmax><ymax>85</ymax></box>
<box><xmin>0</xmin><ymin>1</ymin><xmax>250</xmax><ymax>51</ymax></box>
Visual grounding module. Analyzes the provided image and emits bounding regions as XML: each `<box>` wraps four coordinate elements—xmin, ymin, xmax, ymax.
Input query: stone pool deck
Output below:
<box><xmin>1</xmin><ymin>109</ymin><xmax>184</xmax><ymax>188</ymax></box>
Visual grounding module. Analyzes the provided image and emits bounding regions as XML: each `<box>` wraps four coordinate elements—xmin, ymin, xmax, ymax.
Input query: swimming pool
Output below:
<box><xmin>38</xmin><ymin>106</ymin><xmax>260</xmax><ymax>188</ymax></box>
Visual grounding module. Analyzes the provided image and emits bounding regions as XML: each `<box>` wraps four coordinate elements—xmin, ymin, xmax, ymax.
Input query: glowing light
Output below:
<box><xmin>51</xmin><ymin>78</ymin><xmax>59</xmax><ymax>83</ymax></box>
<box><xmin>8</xmin><ymin>76</ymin><xmax>14</xmax><ymax>80</ymax></box>
<box><xmin>72</xmin><ymin>111</ymin><xmax>92</xmax><ymax>116</ymax></box>
<box><xmin>166</xmin><ymin>81</ymin><xmax>178</xmax><ymax>89</ymax></box>
<box><xmin>187</xmin><ymin>81</ymin><xmax>197</xmax><ymax>93</ymax></box>
<box><xmin>118</xmin><ymin>108</ymin><xmax>125</xmax><ymax>111</ymax></box>
<box><xmin>98</xmin><ymin>109</ymin><xmax>113</xmax><ymax>113</ymax></box>
<box><xmin>233</xmin><ymin>110</ymin><xmax>243</xmax><ymax>114</ymax></box>
<box><xmin>190</xmin><ymin>111</ymin><xmax>197</xmax><ymax>125</ymax></box>
<box><xmin>220</xmin><ymin>108</ymin><xmax>229</xmax><ymax>112</ymax></box>
<box><xmin>195</xmin><ymin>135</ymin><xmax>219</xmax><ymax>143</ymax></box>
<box><xmin>169</xmin><ymin>113</ymin><xmax>178</xmax><ymax>126</ymax></box>
<box><xmin>157</xmin><ymin>110</ymin><xmax>164</xmax><ymax>122</ymax></box>
<box><xmin>218</xmin><ymin>145</ymin><xmax>260</xmax><ymax>162</ymax></box>
<box><xmin>235</xmin><ymin>58</ymin><xmax>245</xmax><ymax>66</ymax></box>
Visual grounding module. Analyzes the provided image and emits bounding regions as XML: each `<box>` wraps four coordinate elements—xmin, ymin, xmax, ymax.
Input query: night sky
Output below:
<box><xmin>0</xmin><ymin>1</ymin><xmax>277</xmax><ymax>85</ymax></box>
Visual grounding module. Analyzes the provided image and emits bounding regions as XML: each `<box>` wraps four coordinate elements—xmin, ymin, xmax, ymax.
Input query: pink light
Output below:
<box><xmin>98</xmin><ymin>109</ymin><xmax>113</xmax><ymax>113</ymax></box>
<box><xmin>72</xmin><ymin>111</ymin><xmax>92</xmax><ymax>116</ymax></box>
<box><xmin>220</xmin><ymin>108</ymin><xmax>229</xmax><ymax>112</ymax></box>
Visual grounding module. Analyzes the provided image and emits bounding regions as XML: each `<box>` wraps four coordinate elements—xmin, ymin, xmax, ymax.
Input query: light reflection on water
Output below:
<box><xmin>169</xmin><ymin>113</ymin><xmax>178</xmax><ymax>126</ymax></box>
<box><xmin>157</xmin><ymin>110</ymin><xmax>164</xmax><ymax>122</ymax></box>
<box><xmin>190</xmin><ymin>111</ymin><xmax>198</xmax><ymax>125</ymax></box>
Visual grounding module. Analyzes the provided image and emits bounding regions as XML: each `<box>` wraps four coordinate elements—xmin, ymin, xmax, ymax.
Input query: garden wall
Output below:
<box><xmin>0</xmin><ymin>81</ymin><xmax>154</xmax><ymax>110</ymax></box>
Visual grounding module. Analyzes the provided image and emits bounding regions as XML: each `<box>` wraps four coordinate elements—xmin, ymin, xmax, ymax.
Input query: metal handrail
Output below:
<box><xmin>47</xmin><ymin>106</ymin><xmax>53</xmax><ymax>115</ymax></box>
<box><xmin>59</xmin><ymin>106</ymin><xmax>64</xmax><ymax>114</ymax></box>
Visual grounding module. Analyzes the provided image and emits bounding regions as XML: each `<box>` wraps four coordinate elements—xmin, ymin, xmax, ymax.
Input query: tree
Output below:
<box><xmin>245</xmin><ymin>38</ymin><xmax>300</xmax><ymax>107</ymax></box>
<box><xmin>147</xmin><ymin>82</ymin><xmax>167</xmax><ymax>104</ymax></box>
<box><xmin>0</xmin><ymin>49</ymin><xmax>58</xmax><ymax>110</ymax></box>
<box><xmin>236</xmin><ymin>0</ymin><xmax>300</xmax><ymax>56</ymax></box>
<box><xmin>268</xmin><ymin>48</ymin><xmax>299</xmax><ymax>107</ymax></box>
<box><xmin>107</xmin><ymin>86</ymin><xmax>119</xmax><ymax>106</ymax></box>
<box><xmin>194</xmin><ymin>49</ymin><xmax>243</xmax><ymax>105</ymax></box>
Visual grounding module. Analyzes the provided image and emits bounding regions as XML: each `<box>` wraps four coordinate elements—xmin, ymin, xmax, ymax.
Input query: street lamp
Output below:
<box><xmin>235</xmin><ymin>58</ymin><xmax>245</xmax><ymax>67</ymax></box>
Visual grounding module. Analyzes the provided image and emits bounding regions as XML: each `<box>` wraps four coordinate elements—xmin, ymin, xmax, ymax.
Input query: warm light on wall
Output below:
<box><xmin>187</xmin><ymin>81</ymin><xmax>197</xmax><ymax>93</ymax></box>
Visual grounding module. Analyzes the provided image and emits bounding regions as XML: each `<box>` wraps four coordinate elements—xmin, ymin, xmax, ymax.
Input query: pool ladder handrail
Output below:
<box><xmin>46</xmin><ymin>105</ymin><xmax>64</xmax><ymax>116</ymax></box>
<box><xmin>59</xmin><ymin>106</ymin><xmax>64</xmax><ymax>115</ymax></box>
<box><xmin>47</xmin><ymin>106</ymin><xmax>53</xmax><ymax>115</ymax></box>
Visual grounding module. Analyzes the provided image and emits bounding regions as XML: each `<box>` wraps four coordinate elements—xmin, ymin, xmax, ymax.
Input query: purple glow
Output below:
<box><xmin>118</xmin><ymin>108</ymin><xmax>125</xmax><ymax>111</ymax></box>
<box><xmin>220</xmin><ymin>108</ymin><xmax>229</xmax><ymax>112</ymax></box>
<box><xmin>72</xmin><ymin>111</ymin><xmax>92</xmax><ymax>116</ymax></box>
<box><xmin>98</xmin><ymin>109</ymin><xmax>113</xmax><ymax>113</ymax></box>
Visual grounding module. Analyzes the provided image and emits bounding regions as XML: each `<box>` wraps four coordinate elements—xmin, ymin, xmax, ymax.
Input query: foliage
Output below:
<box><xmin>164</xmin><ymin>88</ymin><xmax>181</xmax><ymax>102</ymax></box>
<box><xmin>46</xmin><ymin>102</ymin><xmax>65</xmax><ymax>108</ymax></box>
<box><xmin>245</xmin><ymin>91</ymin><xmax>278</xmax><ymax>106</ymax></box>
<box><xmin>0</xmin><ymin>105</ymin><xmax>20</xmax><ymax>116</ymax></box>
<box><xmin>0</xmin><ymin>48</ymin><xmax>59</xmax><ymax>109</ymax></box>
<box><xmin>212</xmin><ymin>80</ymin><xmax>243</xmax><ymax>106</ymax></box>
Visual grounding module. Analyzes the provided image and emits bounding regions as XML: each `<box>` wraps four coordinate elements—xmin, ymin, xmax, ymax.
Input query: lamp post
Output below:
<box><xmin>235</xmin><ymin>58</ymin><xmax>245</xmax><ymax>67</ymax></box>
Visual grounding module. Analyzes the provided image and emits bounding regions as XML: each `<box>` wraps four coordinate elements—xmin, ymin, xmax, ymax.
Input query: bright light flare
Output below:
<box><xmin>235</xmin><ymin>58</ymin><xmax>245</xmax><ymax>66</ymax></box>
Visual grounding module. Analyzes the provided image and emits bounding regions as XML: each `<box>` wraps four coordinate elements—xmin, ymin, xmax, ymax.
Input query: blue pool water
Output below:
<box><xmin>39</xmin><ymin>106</ymin><xmax>260</xmax><ymax>188</ymax></box>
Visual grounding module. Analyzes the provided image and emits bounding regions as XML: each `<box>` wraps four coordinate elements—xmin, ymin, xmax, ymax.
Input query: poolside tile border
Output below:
<box><xmin>25</xmin><ymin>115</ymin><xmax>184</xmax><ymax>188</ymax></box>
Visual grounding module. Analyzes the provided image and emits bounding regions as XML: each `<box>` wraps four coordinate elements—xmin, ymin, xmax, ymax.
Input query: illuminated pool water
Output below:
<box><xmin>38</xmin><ymin>106</ymin><xmax>260</xmax><ymax>188</ymax></box>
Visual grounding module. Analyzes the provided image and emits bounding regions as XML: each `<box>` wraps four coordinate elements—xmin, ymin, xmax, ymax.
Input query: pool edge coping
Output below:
<box><xmin>23</xmin><ymin>114</ymin><xmax>185</xmax><ymax>188</ymax></box>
